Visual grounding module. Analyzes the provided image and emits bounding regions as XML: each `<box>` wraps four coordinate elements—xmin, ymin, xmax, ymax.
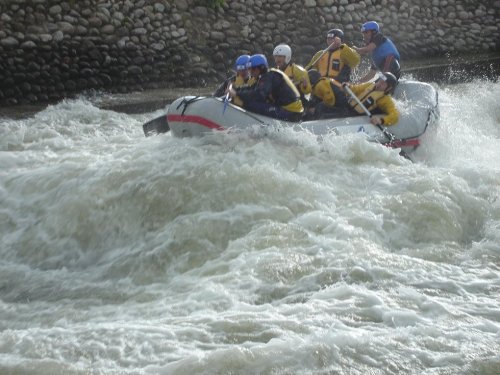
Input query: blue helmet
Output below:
<box><xmin>234</xmin><ymin>55</ymin><xmax>250</xmax><ymax>71</ymax></box>
<box><xmin>361</xmin><ymin>21</ymin><xmax>379</xmax><ymax>33</ymax></box>
<box><xmin>247</xmin><ymin>54</ymin><xmax>269</xmax><ymax>69</ymax></box>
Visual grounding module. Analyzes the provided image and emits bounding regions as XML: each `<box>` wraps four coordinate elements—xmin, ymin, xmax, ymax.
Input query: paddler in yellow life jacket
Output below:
<box><xmin>345</xmin><ymin>72</ymin><xmax>399</xmax><ymax>126</ymax></box>
<box><xmin>305</xmin><ymin>29</ymin><xmax>360</xmax><ymax>83</ymax></box>
<box><xmin>305</xmin><ymin>69</ymin><xmax>348</xmax><ymax>119</ymax></box>
<box><xmin>306</xmin><ymin>70</ymin><xmax>399</xmax><ymax>125</ymax></box>
<box><xmin>213</xmin><ymin>54</ymin><xmax>254</xmax><ymax>107</ymax></box>
<box><xmin>272</xmin><ymin>44</ymin><xmax>311</xmax><ymax>99</ymax></box>
<box><xmin>227</xmin><ymin>54</ymin><xmax>304</xmax><ymax>122</ymax></box>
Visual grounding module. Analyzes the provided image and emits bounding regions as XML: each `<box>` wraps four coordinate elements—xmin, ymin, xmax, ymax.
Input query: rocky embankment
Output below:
<box><xmin>0</xmin><ymin>0</ymin><xmax>499</xmax><ymax>106</ymax></box>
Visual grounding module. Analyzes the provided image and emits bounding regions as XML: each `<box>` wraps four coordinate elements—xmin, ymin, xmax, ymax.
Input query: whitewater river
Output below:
<box><xmin>1</xmin><ymin>78</ymin><xmax>499</xmax><ymax>375</ymax></box>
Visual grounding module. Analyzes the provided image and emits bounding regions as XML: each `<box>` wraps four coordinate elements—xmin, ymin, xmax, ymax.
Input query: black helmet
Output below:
<box><xmin>383</xmin><ymin>72</ymin><xmax>398</xmax><ymax>86</ymax></box>
<box><xmin>308</xmin><ymin>69</ymin><xmax>321</xmax><ymax>86</ymax></box>
<box><xmin>326</xmin><ymin>28</ymin><xmax>344</xmax><ymax>40</ymax></box>
<box><xmin>381</xmin><ymin>72</ymin><xmax>398</xmax><ymax>93</ymax></box>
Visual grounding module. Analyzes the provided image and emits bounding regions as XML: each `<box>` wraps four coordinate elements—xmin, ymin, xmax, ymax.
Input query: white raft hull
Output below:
<box><xmin>167</xmin><ymin>80</ymin><xmax>439</xmax><ymax>153</ymax></box>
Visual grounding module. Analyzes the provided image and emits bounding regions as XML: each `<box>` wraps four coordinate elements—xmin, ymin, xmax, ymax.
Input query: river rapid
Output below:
<box><xmin>1</xmin><ymin>78</ymin><xmax>499</xmax><ymax>375</ymax></box>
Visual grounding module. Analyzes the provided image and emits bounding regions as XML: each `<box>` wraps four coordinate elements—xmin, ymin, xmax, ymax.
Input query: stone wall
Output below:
<box><xmin>0</xmin><ymin>0</ymin><xmax>498</xmax><ymax>106</ymax></box>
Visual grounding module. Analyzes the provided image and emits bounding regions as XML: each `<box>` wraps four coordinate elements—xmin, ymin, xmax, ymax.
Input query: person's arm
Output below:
<box><xmin>357</xmin><ymin>68</ymin><xmax>377</xmax><ymax>83</ymax></box>
<box><xmin>372</xmin><ymin>95</ymin><xmax>399</xmax><ymax>126</ymax></box>
<box><xmin>333</xmin><ymin>45</ymin><xmax>360</xmax><ymax>83</ymax></box>
<box><xmin>355</xmin><ymin>33</ymin><xmax>384</xmax><ymax>56</ymax></box>
<box><xmin>353</xmin><ymin>42</ymin><xmax>376</xmax><ymax>55</ymax></box>
<box><xmin>292</xmin><ymin>64</ymin><xmax>312</xmax><ymax>94</ymax></box>
<box><xmin>341</xmin><ymin>44</ymin><xmax>361</xmax><ymax>68</ymax></box>
<box><xmin>235</xmin><ymin>75</ymin><xmax>271</xmax><ymax>104</ymax></box>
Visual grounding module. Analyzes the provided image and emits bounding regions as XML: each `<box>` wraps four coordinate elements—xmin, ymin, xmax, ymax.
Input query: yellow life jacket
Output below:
<box><xmin>283</xmin><ymin>63</ymin><xmax>312</xmax><ymax>95</ymax></box>
<box><xmin>349</xmin><ymin>83</ymin><xmax>385</xmax><ymax>114</ymax></box>
<box><xmin>233</xmin><ymin>75</ymin><xmax>248</xmax><ymax>88</ymax></box>
<box><xmin>231</xmin><ymin>75</ymin><xmax>246</xmax><ymax>107</ymax></box>
<box><xmin>232</xmin><ymin>74</ymin><xmax>256</xmax><ymax>107</ymax></box>
<box><xmin>316</xmin><ymin>48</ymin><xmax>343</xmax><ymax>78</ymax></box>
<box><xmin>247</xmin><ymin>76</ymin><xmax>257</xmax><ymax>87</ymax></box>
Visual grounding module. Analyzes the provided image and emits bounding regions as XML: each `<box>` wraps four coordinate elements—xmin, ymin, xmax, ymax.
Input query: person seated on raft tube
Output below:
<box><xmin>306</xmin><ymin>70</ymin><xmax>400</xmax><ymax>127</ymax></box>
<box><xmin>305</xmin><ymin>28</ymin><xmax>360</xmax><ymax>83</ymax></box>
<box><xmin>272</xmin><ymin>44</ymin><xmax>312</xmax><ymax>101</ymax></box>
<box><xmin>304</xmin><ymin>69</ymin><xmax>348</xmax><ymax>120</ymax></box>
<box><xmin>227</xmin><ymin>54</ymin><xmax>304</xmax><ymax>122</ymax></box>
<box><xmin>353</xmin><ymin>21</ymin><xmax>401</xmax><ymax>83</ymax></box>
<box><xmin>213</xmin><ymin>54</ymin><xmax>254</xmax><ymax>107</ymax></box>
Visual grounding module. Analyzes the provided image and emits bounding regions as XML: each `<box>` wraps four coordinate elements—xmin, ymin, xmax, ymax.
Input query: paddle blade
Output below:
<box><xmin>222</xmin><ymin>93</ymin><xmax>230</xmax><ymax>114</ymax></box>
<box><xmin>142</xmin><ymin>114</ymin><xmax>170</xmax><ymax>136</ymax></box>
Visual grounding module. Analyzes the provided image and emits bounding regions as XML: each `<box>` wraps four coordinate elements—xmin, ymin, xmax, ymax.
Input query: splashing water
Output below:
<box><xmin>0</xmin><ymin>80</ymin><xmax>499</xmax><ymax>375</ymax></box>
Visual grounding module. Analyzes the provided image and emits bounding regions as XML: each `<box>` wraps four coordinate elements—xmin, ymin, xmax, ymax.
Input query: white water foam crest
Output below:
<box><xmin>0</xmin><ymin>98</ymin><xmax>143</xmax><ymax>157</ymax></box>
<box><xmin>416</xmin><ymin>79</ymin><xmax>500</xmax><ymax>168</ymax></box>
<box><xmin>1</xmin><ymin>105</ymin><xmax>496</xmax><ymax>275</ymax></box>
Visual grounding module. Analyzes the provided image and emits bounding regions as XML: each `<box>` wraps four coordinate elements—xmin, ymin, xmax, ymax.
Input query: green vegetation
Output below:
<box><xmin>198</xmin><ymin>0</ymin><xmax>225</xmax><ymax>9</ymax></box>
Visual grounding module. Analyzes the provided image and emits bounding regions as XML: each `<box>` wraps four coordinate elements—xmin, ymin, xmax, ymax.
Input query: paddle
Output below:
<box><xmin>343</xmin><ymin>84</ymin><xmax>395</xmax><ymax>143</ymax></box>
<box><xmin>223</xmin><ymin>84</ymin><xmax>232</xmax><ymax>114</ymax></box>
<box><xmin>305</xmin><ymin>40</ymin><xmax>337</xmax><ymax>70</ymax></box>
<box><xmin>142</xmin><ymin>114</ymin><xmax>170</xmax><ymax>137</ymax></box>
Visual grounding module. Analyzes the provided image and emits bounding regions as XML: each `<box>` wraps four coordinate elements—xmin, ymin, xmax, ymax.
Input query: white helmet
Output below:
<box><xmin>272</xmin><ymin>44</ymin><xmax>292</xmax><ymax>64</ymax></box>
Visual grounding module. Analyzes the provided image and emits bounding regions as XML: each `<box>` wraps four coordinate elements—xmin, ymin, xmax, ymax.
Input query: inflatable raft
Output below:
<box><xmin>144</xmin><ymin>80</ymin><xmax>439</xmax><ymax>154</ymax></box>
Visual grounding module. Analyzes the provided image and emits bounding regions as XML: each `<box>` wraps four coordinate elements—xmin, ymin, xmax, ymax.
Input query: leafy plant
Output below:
<box><xmin>197</xmin><ymin>0</ymin><xmax>225</xmax><ymax>9</ymax></box>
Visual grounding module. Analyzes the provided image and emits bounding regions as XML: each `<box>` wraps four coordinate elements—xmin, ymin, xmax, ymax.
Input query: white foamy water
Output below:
<box><xmin>1</xmin><ymin>80</ymin><xmax>499</xmax><ymax>375</ymax></box>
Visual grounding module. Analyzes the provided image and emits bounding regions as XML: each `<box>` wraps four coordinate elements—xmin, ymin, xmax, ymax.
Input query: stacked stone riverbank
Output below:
<box><xmin>0</xmin><ymin>0</ymin><xmax>498</xmax><ymax>106</ymax></box>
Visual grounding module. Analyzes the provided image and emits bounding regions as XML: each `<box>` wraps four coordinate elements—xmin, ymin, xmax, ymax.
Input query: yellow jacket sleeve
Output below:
<box><xmin>376</xmin><ymin>95</ymin><xmax>399</xmax><ymax>126</ymax></box>
<box><xmin>348</xmin><ymin>82</ymin><xmax>399</xmax><ymax>125</ymax></box>
<box><xmin>290</xmin><ymin>63</ymin><xmax>312</xmax><ymax>95</ymax></box>
<box><xmin>305</xmin><ymin>50</ymin><xmax>323</xmax><ymax>70</ymax></box>
<box><xmin>340</xmin><ymin>44</ymin><xmax>361</xmax><ymax>69</ymax></box>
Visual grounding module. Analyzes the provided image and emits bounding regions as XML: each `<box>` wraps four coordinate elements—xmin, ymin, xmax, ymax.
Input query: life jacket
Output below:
<box><xmin>348</xmin><ymin>83</ymin><xmax>385</xmax><ymax>114</ymax></box>
<box><xmin>311</xmin><ymin>78</ymin><xmax>344</xmax><ymax>107</ymax></box>
<box><xmin>230</xmin><ymin>75</ymin><xmax>251</xmax><ymax>107</ymax></box>
<box><xmin>233</xmin><ymin>74</ymin><xmax>249</xmax><ymax>88</ymax></box>
<box><xmin>268</xmin><ymin>68</ymin><xmax>303</xmax><ymax>113</ymax></box>
<box><xmin>283</xmin><ymin>64</ymin><xmax>296</xmax><ymax>81</ymax></box>
<box><xmin>372</xmin><ymin>37</ymin><xmax>400</xmax><ymax>70</ymax></box>
<box><xmin>316</xmin><ymin>48</ymin><xmax>344</xmax><ymax>79</ymax></box>
<box><xmin>283</xmin><ymin>63</ymin><xmax>311</xmax><ymax>95</ymax></box>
